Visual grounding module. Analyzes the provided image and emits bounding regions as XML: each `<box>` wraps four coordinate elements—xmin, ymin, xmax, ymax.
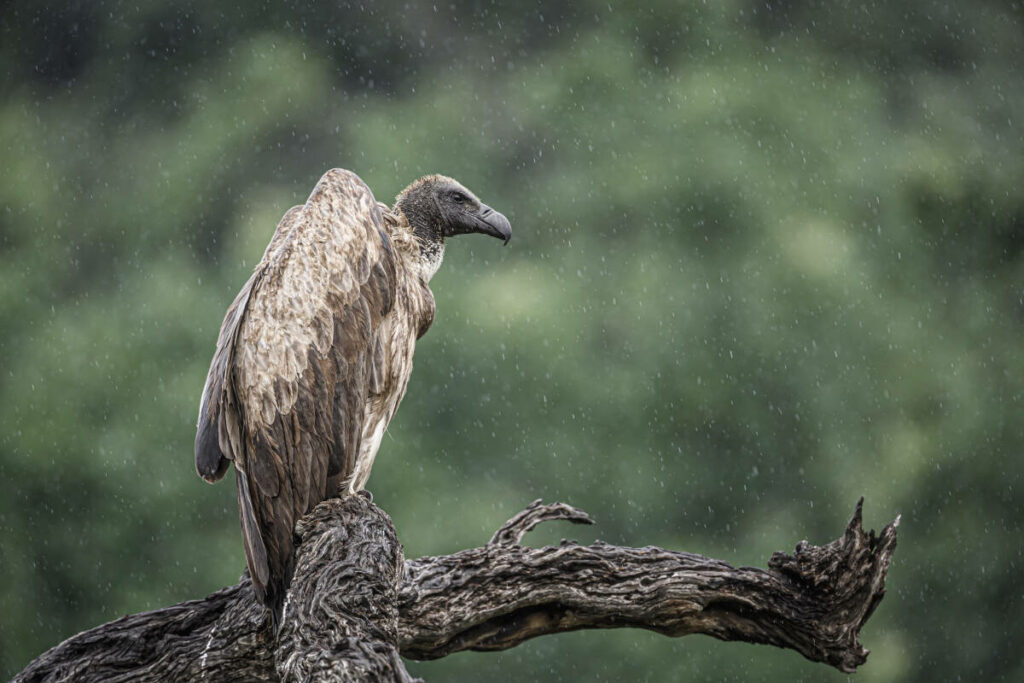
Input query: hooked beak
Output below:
<box><xmin>474</xmin><ymin>204</ymin><xmax>512</xmax><ymax>245</ymax></box>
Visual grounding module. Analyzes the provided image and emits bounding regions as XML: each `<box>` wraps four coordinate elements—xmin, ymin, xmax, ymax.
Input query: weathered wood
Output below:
<box><xmin>400</xmin><ymin>498</ymin><xmax>897</xmax><ymax>673</ymax></box>
<box><xmin>275</xmin><ymin>495</ymin><xmax>416</xmax><ymax>682</ymax></box>
<box><xmin>14</xmin><ymin>498</ymin><xmax>897</xmax><ymax>681</ymax></box>
<box><xmin>14</xmin><ymin>496</ymin><xmax>415</xmax><ymax>683</ymax></box>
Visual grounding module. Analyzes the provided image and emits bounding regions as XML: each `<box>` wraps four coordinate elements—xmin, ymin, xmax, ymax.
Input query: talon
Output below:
<box><xmin>357</xmin><ymin>489</ymin><xmax>374</xmax><ymax>504</ymax></box>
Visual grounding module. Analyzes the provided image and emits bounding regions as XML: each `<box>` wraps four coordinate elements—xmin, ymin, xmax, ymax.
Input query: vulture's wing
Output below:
<box><xmin>195</xmin><ymin>169</ymin><xmax>398</xmax><ymax>614</ymax></box>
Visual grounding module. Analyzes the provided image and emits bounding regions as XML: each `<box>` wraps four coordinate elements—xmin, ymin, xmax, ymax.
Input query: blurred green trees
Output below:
<box><xmin>2</xmin><ymin>1</ymin><xmax>1022</xmax><ymax>680</ymax></box>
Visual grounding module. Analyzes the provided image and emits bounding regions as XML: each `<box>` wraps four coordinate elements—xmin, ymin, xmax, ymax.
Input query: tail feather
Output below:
<box><xmin>235</xmin><ymin>470</ymin><xmax>270</xmax><ymax>597</ymax></box>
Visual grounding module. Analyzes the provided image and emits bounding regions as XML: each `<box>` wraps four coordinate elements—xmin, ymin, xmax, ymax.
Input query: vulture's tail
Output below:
<box><xmin>235</xmin><ymin>469</ymin><xmax>278</xmax><ymax>621</ymax></box>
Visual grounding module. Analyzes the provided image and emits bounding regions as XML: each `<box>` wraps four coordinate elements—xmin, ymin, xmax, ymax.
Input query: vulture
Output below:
<box><xmin>194</xmin><ymin>169</ymin><xmax>511</xmax><ymax>623</ymax></box>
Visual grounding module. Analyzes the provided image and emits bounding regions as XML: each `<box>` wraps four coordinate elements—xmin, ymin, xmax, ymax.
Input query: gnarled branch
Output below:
<box><xmin>401</xmin><ymin>498</ymin><xmax>897</xmax><ymax>673</ymax></box>
<box><xmin>15</xmin><ymin>498</ymin><xmax>898</xmax><ymax>681</ymax></box>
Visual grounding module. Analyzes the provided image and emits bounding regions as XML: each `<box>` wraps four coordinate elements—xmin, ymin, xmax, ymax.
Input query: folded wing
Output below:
<box><xmin>194</xmin><ymin>169</ymin><xmax>398</xmax><ymax>616</ymax></box>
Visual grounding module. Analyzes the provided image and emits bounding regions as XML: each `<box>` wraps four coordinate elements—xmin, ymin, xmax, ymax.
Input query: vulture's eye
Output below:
<box><xmin>451</xmin><ymin>192</ymin><xmax>468</xmax><ymax>203</ymax></box>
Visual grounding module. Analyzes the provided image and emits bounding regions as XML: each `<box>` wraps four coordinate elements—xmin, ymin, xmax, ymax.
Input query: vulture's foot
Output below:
<box><xmin>357</xmin><ymin>489</ymin><xmax>374</xmax><ymax>503</ymax></box>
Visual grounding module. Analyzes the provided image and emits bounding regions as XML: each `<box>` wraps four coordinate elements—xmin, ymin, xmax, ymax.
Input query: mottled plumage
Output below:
<box><xmin>195</xmin><ymin>169</ymin><xmax>510</xmax><ymax>623</ymax></box>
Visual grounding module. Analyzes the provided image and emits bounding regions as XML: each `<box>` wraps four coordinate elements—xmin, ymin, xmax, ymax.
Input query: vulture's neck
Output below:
<box><xmin>393</xmin><ymin>204</ymin><xmax>445</xmax><ymax>282</ymax></box>
<box><xmin>417</xmin><ymin>236</ymin><xmax>445</xmax><ymax>281</ymax></box>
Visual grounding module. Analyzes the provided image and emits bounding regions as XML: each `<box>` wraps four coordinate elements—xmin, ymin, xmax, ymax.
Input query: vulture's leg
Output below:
<box><xmin>325</xmin><ymin>473</ymin><xmax>347</xmax><ymax>498</ymax></box>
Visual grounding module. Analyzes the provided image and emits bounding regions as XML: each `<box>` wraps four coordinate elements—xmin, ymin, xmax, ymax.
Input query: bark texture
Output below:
<box><xmin>15</xmin><ymin>497</ymin><xmax>898</xmax><ymax>681</ymax></box>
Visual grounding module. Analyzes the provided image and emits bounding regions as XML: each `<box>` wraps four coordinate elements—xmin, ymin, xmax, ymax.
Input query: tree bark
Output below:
<box><xmin>14</xmin><ymin>497</ymin><xmax>898</xmax><ymax>681</ymax></box>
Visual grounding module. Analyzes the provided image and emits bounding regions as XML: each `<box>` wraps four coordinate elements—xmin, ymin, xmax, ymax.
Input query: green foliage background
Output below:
<box><xmin>2</xmin><ymin>1</ymin><xmax>1022</xmax><ymax>679</ymax></box>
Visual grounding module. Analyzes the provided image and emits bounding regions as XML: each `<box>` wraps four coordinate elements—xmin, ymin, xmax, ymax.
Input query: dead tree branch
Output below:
<box><xmin>15</xmin><ymin>498</ymin><xmax>898</xmax><ymax>681</ymax></box>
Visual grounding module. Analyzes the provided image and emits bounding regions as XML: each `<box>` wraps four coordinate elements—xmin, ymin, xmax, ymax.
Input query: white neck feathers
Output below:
<box><xmin>420</xmin><ymin>240</ymin><xmax>445</xmax><ymax>281</ymax></box>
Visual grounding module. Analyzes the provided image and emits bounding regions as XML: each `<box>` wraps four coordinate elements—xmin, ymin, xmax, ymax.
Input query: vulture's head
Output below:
<box><xmin>395</xmin><ymin>175</ymin><xmax>512</xmax><ymax>247</ymax></box>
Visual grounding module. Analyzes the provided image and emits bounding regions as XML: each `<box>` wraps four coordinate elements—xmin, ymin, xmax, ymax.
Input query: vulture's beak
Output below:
<box><xmin>474</xmin><ymin>204</ymin><xmax>512</xmax><ymax>245</ymax></box>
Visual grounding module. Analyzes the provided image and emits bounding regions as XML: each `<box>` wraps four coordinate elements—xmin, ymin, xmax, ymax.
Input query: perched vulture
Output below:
<box><xmin>194</xmin><ymin>169</ymin><xmax>511</xmax><ymax>623</ymax></box>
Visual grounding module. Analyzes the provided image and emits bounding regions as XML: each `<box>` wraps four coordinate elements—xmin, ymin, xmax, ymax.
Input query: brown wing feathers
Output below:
<box><xmin>195</xmin><ymin>170</ymin><xmax>399</xmax><ymax>621</ymax></box>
